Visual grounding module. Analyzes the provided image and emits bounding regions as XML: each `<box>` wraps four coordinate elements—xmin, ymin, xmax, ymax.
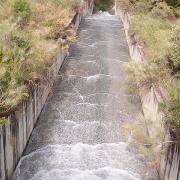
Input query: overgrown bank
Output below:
<box><xmin>117</xmin><ymin>0</ymin><xmax>180</xmax><ymax>141</ymax></box>
<box><xmin>0</xmin><ymin>0</ymin><xmax>85</xmax><ymax>119</ymax></box>
<box><xmin>95</xmin><ymin>0</ymin><xmax>114</xmax><ymax>11</ymax></box>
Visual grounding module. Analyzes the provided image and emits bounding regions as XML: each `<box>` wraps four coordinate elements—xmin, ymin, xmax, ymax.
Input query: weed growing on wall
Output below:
<box><xmin>161</xmin><ymin>82</ymin><xmax>180</xmax><ymax>137</ymax></box>
<box><xmin>169</xmin><ymin>26</ymin><xmax>180</xmax><ymax>77</ymax></box>
<box><xmin>122</xmin><ymin>115</ymin><xmax>165</xmax><ymax>165</ymax></box>
<box><xmin>125</xmin><ymin>60</ymin><xmax>167</xmax><ymax>88</ymax></box>
<box><xmin>13</xmin><ymin>0</ymin><xmax>31</xmax><ymax>23</ymax></box>
<box><xmin>0</xmin><ymin>117</ymin><xmax>9</xmax><ymax>125</ymax></box>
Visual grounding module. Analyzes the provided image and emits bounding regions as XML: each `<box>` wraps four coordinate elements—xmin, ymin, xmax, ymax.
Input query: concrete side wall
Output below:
<box><xmin>0</xmin><ymin>2</ymin><xmax>94</xmax><ymax>178</ymax></box>
<box><xmin>0</xmin><ymin>50</ymin><xmax>65</xmax><ymax>180</ymax></box>
<box><xmin>117</xmin><ymin>9</ymin><xmax>180</xmax><ymax>180</ymax></box>
<box><xmin>116</xmin><ymin>8</ymin><xmax>164</xmax><ymax>140</ymax></box>
<box><xmin>159</xmin><ymin>144</ymin><xmax>180</xmax><ymax>180</ymax></box>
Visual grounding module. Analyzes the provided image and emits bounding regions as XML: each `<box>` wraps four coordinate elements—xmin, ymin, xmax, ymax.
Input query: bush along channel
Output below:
<box><xmin>116</xmin><ymin>0</ymin><xmax>180</xmax><ymax>179</ymax></box>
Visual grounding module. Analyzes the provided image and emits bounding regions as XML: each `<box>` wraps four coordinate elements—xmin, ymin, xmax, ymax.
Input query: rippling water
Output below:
<box><xmin>12</xmin><ymin>13</ymin><xmax>156</xmax><ymax>180</ymax></box>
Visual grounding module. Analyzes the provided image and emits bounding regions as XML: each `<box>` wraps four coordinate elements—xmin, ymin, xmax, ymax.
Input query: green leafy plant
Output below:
<box><xmin>59</xmin><ymin>0</ymin><xmax>84</xmax><ymax>11</ymax></box>
<box><xmin>161</xmin><ymin>82</ymin><xmax>180</xmax><ymax>136</ymax></box>
<box><xmin>169</xmin><ymin>26</ymin><xmax>180</xmax><ymax>76</ymax></box>
<box><xmin>116</xmin><ymin>0</ymin><xmax>132</xmax><ymax>11</ymax></box>
<box><xmin>125</xmin><ymin>60</ymin><xmax>167</xmax><ymax>88</ymax></box>
<box><xmin>0</xmin><ymin>0</ymin><xmax>79</xmax><ymax>113</ymax></box>
<box><xmin>0</xmin><ymin>117</ymin><xmax>9</xmax><ymax>126</ymax></box>
<box><xmin>96</xmin><ymin>0</ymin><xmax>114</xmax><ymax>11</ymax></box>
<box><xmin>122</xmin><ymin>115</ymin><xmax>165</xmax><ymax>163</ymax></box>
<box><xmin>117</xmin><ymin>0</ymin><xmax>180</xmax><ymax>139</ymax></box>
<box><xmin>13</xmin><ymin>0</ymin><xmax>31</xmax><ymax>22</ymax></box>
<box><xmin>165</xmin><ymin>0</ymin><xmax>180</xmax><ymax>8</ymax></box>
<box><xmin>151</xmin><ymin>2</ymin><xmax>176</xmax><ymax>19</ymax></box>
<box><xmin>131</xmin><ymin>14</ymin><xmax>172</xmax><ymax>60</ymax></box>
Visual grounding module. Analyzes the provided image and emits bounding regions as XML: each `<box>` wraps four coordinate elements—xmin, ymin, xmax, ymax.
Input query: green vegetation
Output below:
<box><xmin>96</xmin><ymin>0</ymin><xmax>114</xmax><ymax>11</ymax></box>
<box><xmin>117</xmin><ymin>0</ymin><xmax>179</xmax><ymax>20</ymax></box>
<box><xmin>162</xmin><ymin>82</ymin><xmax>180</xmax><ymax>137</ymax></box>
<box><xmin>169</xmin><ymin>27</ymin><xmax>180</xmax><ymax>77</ymax></box>
<box><xmin>165</xmin><ymin>0</ymin><xmax>180</xmax><ymax>7</ymax></box>
<box><xmin>117</xmin><ymin>0</ymin><xmax>180</xmax><ymax>136</ymax></box>
<box><xmin>0</xmin><ymin>0</ymin><xmax>84</xmax><ymax>116</ymax></box>
<box><xmin>60</xmin><ymin>0</ymin><xmax>84</xmax><ymax>11</ymax></box>
<box><xmin>123</xmin><ymin>116</ymin><xmax>164</xmax><ymax>163</ymax></box>
<box><xmin>0</xmin><ymin>117</ymin><xmax>9</xmax><ymax>125</ymax></box>
<box><xmin>126</xmin><ymin>60</ymin><xmax>167</xmax><ymax>88</ymax></box>
<box><xmin>13</xmin><ymin>0</ymin><xmax>31</xmax><ymax>21</ymax></box>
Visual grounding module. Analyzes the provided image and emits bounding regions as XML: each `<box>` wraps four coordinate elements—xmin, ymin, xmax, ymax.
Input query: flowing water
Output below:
<box><xmin>12</xmin><ymin>13</ymin><xmax>157</xmax><ymax>180</ymax></box>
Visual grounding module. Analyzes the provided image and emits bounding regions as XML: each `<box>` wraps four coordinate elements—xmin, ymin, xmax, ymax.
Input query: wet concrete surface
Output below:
<box><xmin>12</xmin><ymin>14</ymin><xmax>157</xmax><ymax>180</ymax></box>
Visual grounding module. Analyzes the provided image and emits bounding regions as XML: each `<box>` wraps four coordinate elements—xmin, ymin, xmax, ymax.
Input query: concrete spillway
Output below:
<box><xmin>12</xmin><ymin>13</ymin><xmax>156</xmax><ymax>180</ymax></box>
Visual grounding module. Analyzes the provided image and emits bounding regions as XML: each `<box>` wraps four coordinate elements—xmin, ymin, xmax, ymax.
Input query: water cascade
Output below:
<box><xmin>12</xmin><ymin>13</ymin><xmax>156</xmax><ymax>180</ymax></box>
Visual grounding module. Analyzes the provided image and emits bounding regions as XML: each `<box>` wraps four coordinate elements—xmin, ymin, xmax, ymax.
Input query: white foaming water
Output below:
<box><xmin>97</xmin><ymin>11</ymin><xmax>112</xmax><ymax>16</ymax></box>
<box><xmin>30</xmin><ymin>167</ymin><xmax>140</xmax><ymax>180</ymax></box>
<box><xmin>12</xmin><ymin>11</ymin><xmax>156</xmax><ymax>180</ymax></box>
<box><xmin>85</xmin><ymin>74</ymin><xmax>100</xmax><ymax>83</ymax></box>
<box><xmin>86</xmin><ymin>12</ymin><xmax>118</xmax><ymax>21</ymax></box>
<box><xmin>85</xmin><ymin>74</ymin><xmax>111</xmax><ymax>83</ymax></box>
<box><xmin>88</xmin><ymin>42</ymin><xmax>98</xmax><ymax>48</ymax></box>
<box><xmin>13</xmin><ymin>143</ymin><xmax>142</xmax><ymax>180</ymax></box>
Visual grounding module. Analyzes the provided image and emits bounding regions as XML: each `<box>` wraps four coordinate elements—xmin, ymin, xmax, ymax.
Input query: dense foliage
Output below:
<box><xmin>95</xmin><ymin>0</ymin><xmax>114</xmax><ymax>11</ymax></box>
<box><xmin>165</xmin><ymin>0</ymin><xmax>180</xmax><ymax>7</ymax></box>
<box><xmin>162</xmin><ymin>82</ymin><xmax>180</xmax><ymax>137</ymax></box>
<box><xmin>169</xmin><ymin>27</ymin><xmax>180</xmax><ymax>77</ymax></box>
<box><xmin>0</xmin><ymin>0</ymin><xmax>83</xmax><ymax>114</ymax></box>
<box><xmin>117</xmin><ymin>0</ymin><xmax>180</xmax><ymax>136</ymax></box>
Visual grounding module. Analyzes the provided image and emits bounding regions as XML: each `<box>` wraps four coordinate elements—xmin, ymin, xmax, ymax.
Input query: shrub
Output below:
<box><xmin>116</xmin><ymin>0</ymin><xmax>132</xmax><ymax>11</ymax></box>
<box><xmin>0</xmin><ymin>118</ymin><xmax>8</xmax><ymax>126</ymax></box>
<box><xmin>116</xmin><ymin>0</ymin><xmax>153</xmax><ymax>14</ymax></box>
<box><xmin>169</xmin><ymin>26</ymin><xmax>180</xmax><ymax>76</ymax></box>
<box><xmin>150</xmin><ymin>2</ymin><xmax>176</xmax><ymax>19</ymax></box>
<box><xmin>133</xmin><ymin>1</ymin><xmax>152</xmax><ymax>14</ymax></box>
<box><xmin>0</xmin><ymin>64</ymin><xmax>11</xmax><ymax>93</ymax></box>
<box><xmin>122</xmin><ymin>116</ymin><xmax>164</xmax><ymax>163</ymax></box>
<box><xmin>59</xmin><ymin>0</ymin><xmax>84</xmax><ymax>11</ymax></box>
<box><xmin>125</xmin><ymin>60</ymin><xmax>167</xmax><ymax>88</ymax></box>
<box><xmin>13</xmin><ymin>0</ymin><xmax>31</xmax><ymax>22</ymax></box>
<box><xmin>162</xmin><ymin>82</ymin><xmax>180</xmax><ymax>136</ymax></box>
<box><xmin>96</xmin><ymin>0</ymin><xmax>114</xmax><ymax>11</ymax></box>
<box><xmin>165</xmin><ymin>0</ymin><xmax>180</xmax><ymax>8</ymax></box>
<box><xmin>0</xmin><ymin>0</ymin><xmax>77</xmax><ymax>112</ymax></box>
<box><xmin>117</xmin><ymin>0</ymin><xmax>180</xmax><ymax>143</ymax></box>
<box><xmin>131</xmin><ymin>14</ymin><xmax>172</xmax><ymax>60</ymax></box>
<box><xmin>0</xmin><ymin>0</ymin><xmax>12</xmax><ymax>21</ymax></box>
